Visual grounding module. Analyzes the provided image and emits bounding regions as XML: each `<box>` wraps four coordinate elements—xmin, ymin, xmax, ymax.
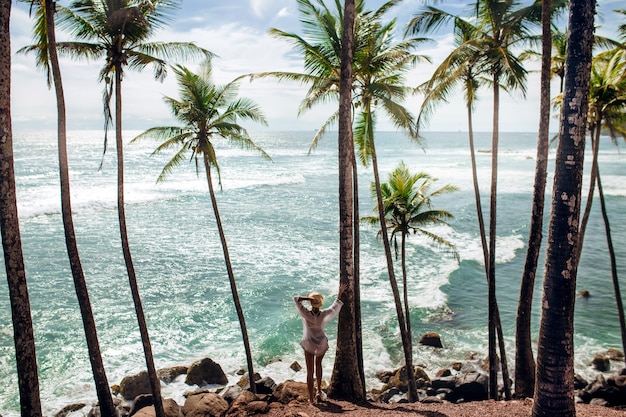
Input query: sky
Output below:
<box><xmin>8</xmin><ymin>0</ymin><xmax>625</xmax><ymax>133</ymax></box>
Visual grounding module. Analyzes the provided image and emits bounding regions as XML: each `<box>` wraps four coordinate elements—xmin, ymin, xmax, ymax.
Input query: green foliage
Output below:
<box><xmin>363</xmin><ymin>161</ymin><xmax>459</xmax><ymax>261</ymax></box>
<box><xmin>131</xmin><ymin>59</ymin><xmax>270</xmax><ymax>185</ymax></box>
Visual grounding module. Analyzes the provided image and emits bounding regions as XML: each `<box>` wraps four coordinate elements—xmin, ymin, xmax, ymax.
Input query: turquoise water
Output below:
<box><xmin>0</xmin><ymin>130</ymin><xmax>624</xmax><ymax>415</ymax></box>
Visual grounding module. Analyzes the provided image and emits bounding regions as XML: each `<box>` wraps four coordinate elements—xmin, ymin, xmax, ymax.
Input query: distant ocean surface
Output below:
<box><xmin>0</xmin><ymin>130</ymin><xmax>624</xmax><ymax>416</ymax></box>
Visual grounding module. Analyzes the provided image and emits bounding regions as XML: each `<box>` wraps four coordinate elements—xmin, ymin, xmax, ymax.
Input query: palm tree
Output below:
<box><xmin>584</xmin><ymin>49</ymin><xmax>626</xmax><ymax>356</ymax></box>
<box><xmin>250</xmin><ymin>0</ymin><xmax>426</xmax><ymax>400</ymax></box>
<box><xmin>327</xmin><ymin>0</ymin><xmax>366</xmax><ymax>401</ymax></box>
<box><xmin>514</xmin><ymin>0</ymin><xmax>553</xmax><ymax>398</ymax></box>
<box><xmin>0</xmin><ymin>2</ymin><xmax>42</xmax><ymax>415</ymax></box>
<box><xmin>532</xmin><ymin>0</ymin><xmax>595</xmax><ymax>415</ymax></box>
<box><xmin>363</xmin><ymin>162</ymin><xmax>459</xmax><ymax>362</ymax></box>
<box><xmin>21</xmin><ymin>1</ymin><xmax>118</xmax><ymax>414</ymax></box>
<box><xmin>131</xmin><ymin>59</ymin><xmax>268</xmax><ymax>394</ymax></box>
<box><xmin>20</xmin><ymin>1</ymin><xmax>211</xmax><ymax>414</ymax></box>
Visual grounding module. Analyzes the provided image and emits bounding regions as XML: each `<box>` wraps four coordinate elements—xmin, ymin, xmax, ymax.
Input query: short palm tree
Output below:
<box><xmin>19</xmin><ymin>1</ymin><xmax>211</xmax><ymax>414</ymax></box>
<box><xmin>131</xmin><ymin>59</ymin><xmax>269</xmax><ymax>394</ymax></box>
<box><xmin>363</xmin><ymin>162</ymin><xmax>458</xmax><ymax>361</ymax></box>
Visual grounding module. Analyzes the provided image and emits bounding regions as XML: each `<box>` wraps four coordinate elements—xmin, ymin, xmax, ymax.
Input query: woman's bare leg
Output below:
<box><xmin>315</xmin><ymin>353</ymin><xmax>325</xmax><ymax>400</ymax></box>
<box><xmin>304</xmin><ymin>350</ymin><xmax>315</xmax><ymax>403</ymax></box>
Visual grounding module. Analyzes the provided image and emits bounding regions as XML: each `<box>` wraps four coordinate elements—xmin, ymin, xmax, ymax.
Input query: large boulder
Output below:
<box><xmin>419</xmin><ymin>332</ymin><xmax>443</xmax><ymax>348</ymax></box>
<box><xmin>450</xmin><ymin>371</ymin><xmax>489</xmax><ymax>402</ymax></box>
<box><xmin>225</xmin><ymin>390</ymin><xmax>269</xmax><ymax>416</ymax></box>
<box><xmin>272</xmin><ymin>380</ymin><xmax>309</xmax><ymax>404</ymax></box>
<box><xmin>186</xmin><ymin>358</ymin><xmax>228</xmax><ymax>386</ymax></box>
<box><xmin>120</xmin><ymin>370</ymin><xmax>152</xmax><ymax>400</ymax></box>
<box><xmin>182</xmin><ymin>392</ymin><xmax>229</xmax><ymax>417</ymax></box>
<box><xmin>130</xmin><ymin>398</ymin><xmax>183</xmax><ymax>417</ymax></box>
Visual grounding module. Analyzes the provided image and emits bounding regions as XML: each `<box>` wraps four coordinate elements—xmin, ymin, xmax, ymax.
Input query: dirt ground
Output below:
<box><xmin>260</xmin><ymin>398</ymin><xmax>626</xmax><ymax>417</ymax></box>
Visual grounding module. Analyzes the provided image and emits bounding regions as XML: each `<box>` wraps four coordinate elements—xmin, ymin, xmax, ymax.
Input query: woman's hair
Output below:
<box><xmin>307</xmin><ymin>292</ymin><xmax>324</xmax><ymax>308</ymax></box>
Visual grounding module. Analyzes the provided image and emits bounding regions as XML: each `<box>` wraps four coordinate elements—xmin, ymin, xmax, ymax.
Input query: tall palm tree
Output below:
<box><xmin>327</xmin><ymin>0</ymin><xmax>366</xmax><ymax>401</ymax></box>
<box><xmin>363</xmin><ymin>162</ymin><xmax>459</xmax><ymax>363</ymax></box>
<box><xmin>532</xmin><ymin>0</ymin><xmax>595</xmax><ymax>415</ymax></box>
<box><xmin>20</xmin><ymin>1</ymin><xmax>211</xmax><ymax>414</ymax></box>
<box><xmin>22</xmin><ymin>1</ymin><xmax>118</xmax><ymax>414</ymax></box>
<box><xmin>131</xmin><ymin>59</ymin><xmax>268</xmax><ymax>394</ymax></box>
<box><xmin>0</xmin><ymin>1</ymin><xmax>42</xmax><ymax>415</ymax></box>
<box><xmin>585</xmin><ymin>49</ymin><xmax>626</xmax><ymax>356</ymax></box>
<box><xmin>514</xmin><ymin>0</ymin><xmax>552</xmax><ymax>398</ymax></box>
<box><xmin>250</xmin><ymin>0</ymin><xmax>426</xmax><ymax>400</ymax></box>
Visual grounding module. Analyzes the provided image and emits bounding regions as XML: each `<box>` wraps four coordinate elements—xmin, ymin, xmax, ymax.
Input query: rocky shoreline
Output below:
<box><xmin>48</xmin><ymin>347</ymin><xmax>626</xmax><ymax>417</ymax></box>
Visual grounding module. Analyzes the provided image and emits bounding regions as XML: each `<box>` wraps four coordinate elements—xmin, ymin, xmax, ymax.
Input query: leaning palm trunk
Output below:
<box><xmin>371</xmin><ymin>139</ymin><xmax>418</xmax><ymax>402</ymax></box>
<box><xmin>328</xmin><ymin>0</ymin><xmax>365</xmax><ymax>399</ymax></box>
<box><xmin>575</xmin><ymin>124</ymin><xmax>601</xmax><ymax>267</ymax></box>
<box><xmin>401</xmin><ymin>234</ymin><xmax>413</xmax><ymax>357</ymax></box>
<box><xmin>596</xmin><ymin>169</ymin><xmax>626</xmax><ymax>356</ymax></box>
<box><xmin>47</xmin><ymin>2</ymin><xmax>116</xmax><ymax>415</ymax></box>
<box><xmin>532</xmin><ymin>0</ymin><xmax>594</xmax><ymax>414</ymax></box>
<box><xmin>203</xmin><ymin>155</ymin><xmax>256</xmax><ymax>394</ymax></box>
<box><xmin>114</xmin><ymin>69</ymin><xmax>165</xmax><ymax>416</ymax></box>
<box><xmin>515</xmin><ymin>0</ymin><xmax>552</xmax><ymax>398</ymax></box>
<box><xmin>487</xmin><ymin>74</ymin><xmax>511</xmax><ymax>400</ymax></box>
<box><xmin>0</xmin><ymin>1</ymin><xmax>42</xmax><ymax>414</ymax></box>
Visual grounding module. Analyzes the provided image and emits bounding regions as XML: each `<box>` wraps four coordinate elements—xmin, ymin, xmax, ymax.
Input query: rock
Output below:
<box><xmin>449</xmin><ymin>371</ymin><xmax>489</xmax><ymax>403</ymax></box>
<box><xmin>220</xmin><ymin>385</ymin><xmax>244</xmax><ymax>404</ymax></box>
<box><xmin>272</xmin><ymin>380</ymin><xmax>309</xmax><ymax>404</ymax></box>
<box><xmin>157</xmin><ymin>366</ymin><xmax>188</xmax><ymax>383</ymax></box>
<box><xmin>591</xmin><ymin>353</ymin><xmax>611</xmax><ymax>372</ymax></box>
<box><xmin>607</xmin><ymin>348</ymin><xmax>625</xmax><ymax>361</ymax></box>
<box><xmin>387</xmin><ymin>366</ymin><xmax>430</xmax><ymax>392</ymax></box>
<box><xmin>53</xmin><ymin>403</ymin><xmax>87</xmax><ymax>417</ymax></box>
<box><xmin>120</xmin><ymin>370</ymin><xmax>152</xmax><ymax>400</ymax></box>
<box><xmin>376</xmin><ymin>370</ymin><xmax>395</xmax><ymax>384</ymax></box>
<box><xmin>451</xmin><ymin>362</ymin><xmax>463</xmax><ymax>372</ymax></box>
<box><xmin>130</xmin><ymin>399</ymin><xmax>182</xmax><ymax>417</ymax></box>
<box><xmin>481</xmin><ymin>355</ymin><xmax>500</xmax><ymax>372</ymax></box>
<box><xmin>186</xmin><ymin>358</ymin><xmax>228</xmax><ymax>387</ymax></box>
<box><xmin>225</xmin><ymin>390</ymin><xmax>269</xmax><ymax>416</ymax></box>
<box><xmin>290</xmin><ymin>361</ymin><xmax>302</xmax><ymax>372</ymax></box>
<box><xmin>182</xmin><ymin>392</ymin><xmax>229</xmax><ymax>417</ymax></box>
<box><xmin>421</xmin><ymin>395</ymin><xmax>443</xmax><ymax>404</ymax></box>
<box><xmin>590</xmin><ymin>397</ymin><xmax>609</xmax><ymax>407</ymax></box>
<box><xmin>436</xmin><ymin>368</ymin><xmax>451</xmax><ymax>378</ymax></box>
<box><xmin>255</xmin><ymin>376</ymin><xmax>277</xmax><ymax>394</ymax></box>
<box><xmin>578</xmin><ymin>289</ymin><xmax>591</xmax><ymax>298</ymax></box>
<box><xmin>574</xmin><ymin>373</ymin><xmax>589</xmax><ymax>390</ymax></box>
<box><xmin>129</xmin><ymin>394</ymin><xmax>153</xmax><ymax>416</ymax></box>
<box><xmin>418</xmin><ymin>332</ymin><xmax>443</xmax><ymax>348</ymax></box>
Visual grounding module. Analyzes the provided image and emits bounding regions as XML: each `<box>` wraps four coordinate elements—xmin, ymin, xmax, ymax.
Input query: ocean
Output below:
<box><xmin>0</xmin><ymin>130</ymin><xmax>624</xmax><ymax>416</ymax></box>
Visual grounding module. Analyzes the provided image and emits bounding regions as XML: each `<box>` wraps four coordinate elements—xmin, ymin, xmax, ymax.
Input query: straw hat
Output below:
<box><xmin>307</xmin><ymin>292</ymin><xmax>324</xmax><ymax>308</ymax></box>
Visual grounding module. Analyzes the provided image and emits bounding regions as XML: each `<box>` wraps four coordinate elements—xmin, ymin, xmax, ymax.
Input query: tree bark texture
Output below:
<box><xmin>532</xmin><ymin>1</ymin><xmax>595</xmax><ymax>415</ymax></box>
<box><xmin>0</xmin><ymin>1</ymin><xmax>43</xmax><ymax>415</ymax></box>
<box><xmin>329</xmin><ymin>0</ymin><xmax>365</xmax><ymax>401</ymax></box>
<box><xmin>514</xmin><ymin>0</ymin><xmax>552</xmax><ymax>398</ymax></box>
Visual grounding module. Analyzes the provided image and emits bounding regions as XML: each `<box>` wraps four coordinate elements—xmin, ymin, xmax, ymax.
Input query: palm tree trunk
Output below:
<box><xmin>328</xmin><ymin>0</ymin><xmax>365</xmax><ymax>400</ymax></box>
<box><xmin>401</xmin><ymin>233</ymin><xmax>413</xmax><ymax>357</ymax></box>
<box><xmin>371</xmin><ymin>138</ymin><xmax>417</xmax><ymax>402</ymax></box>
<box><xmin>352</xmin><ymin>142</ymin><xmax>366</xmax><ymax>393</ymax></box>
<box><xmin>203</xmin><ymin>155</ymin><xmax>256</xmax><ymax>394</ymax></box>
<box><xmin>487</xmin><ymin>74</ymin><xmax>500</xmax><ymax>400</ymax></box>
<box><xmin>596</xmin><ymin>169</ymin><xmax>626</xmax><ymax>356</ymax></box>
<box><xmin>47</xmin><ymin>2</ymin><xmax>116</xmax><ymax>414</ymax></box>
<box><xmin>575</xmin><ymin>123</ymin><xmax>601</xmax><ymax>268</ymax></box>
<box><xmin>0</xmin><ymin>2</ymin><xmax>42</xmax><ymax>414</ymax></box>
<box><xmin>532</xmin><ymin>0</ymin><xmax>595</xmax><ymax>414</ymax></box>
<box><xmin>514</xmin><ymin>0</ymin><xmax>552</xmax><ymax>398</ymax></box>
<box><xmin>115</xmin><ymin>69</ymin><xmax>166</xmax><ymax>416</ymax></box>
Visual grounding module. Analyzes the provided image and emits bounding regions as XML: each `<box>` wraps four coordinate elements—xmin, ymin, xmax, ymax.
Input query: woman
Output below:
<box><xmin>294</xmin><ymin>282</ymin><xmax>347</xmax><ymax>403</ymax></box>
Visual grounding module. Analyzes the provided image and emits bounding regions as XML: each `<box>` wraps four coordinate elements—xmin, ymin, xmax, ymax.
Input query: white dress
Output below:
<box><xmin>294</xmin><ymin>296</ymin><xmax>344</xmax><ymax>356</ymax></box>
